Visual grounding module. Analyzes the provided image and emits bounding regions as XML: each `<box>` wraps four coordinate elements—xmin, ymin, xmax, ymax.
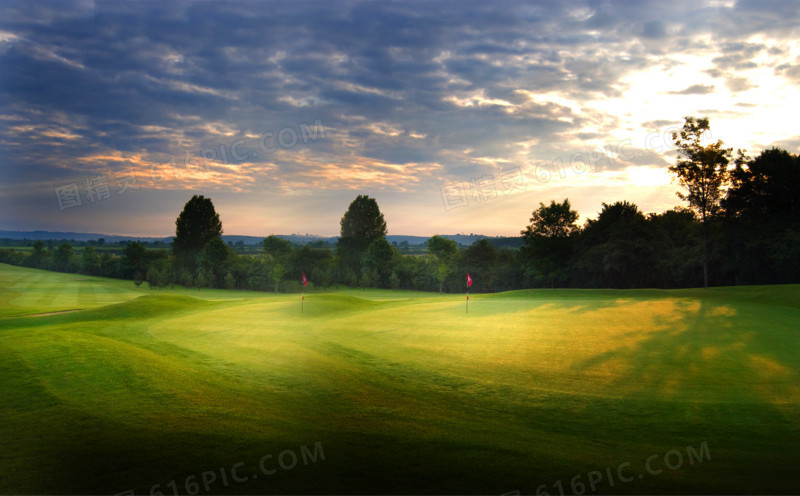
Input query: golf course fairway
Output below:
<box><xmin>1</xmin><ymin>263</ymin><xmax>798</xmax><ymax>494</ymax></box>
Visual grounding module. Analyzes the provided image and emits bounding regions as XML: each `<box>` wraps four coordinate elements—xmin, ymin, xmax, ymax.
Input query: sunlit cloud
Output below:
<box><xmin>1</xmin><ymin>0</ymin><xmax>798</xmax><ymax>236</ymax></box>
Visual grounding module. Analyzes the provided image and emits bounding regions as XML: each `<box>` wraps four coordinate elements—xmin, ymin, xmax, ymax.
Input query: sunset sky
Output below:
<box><xmin>1</xmin><ymin>0</ymin><xmax>798</xmax><ymax>237</ymax></box>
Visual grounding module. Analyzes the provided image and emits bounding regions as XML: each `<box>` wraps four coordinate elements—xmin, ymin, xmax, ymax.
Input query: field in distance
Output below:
<box><xmin>1</xmin><ymin>263</ymin><xmax>798</xmax><ymax>494</ymax></box>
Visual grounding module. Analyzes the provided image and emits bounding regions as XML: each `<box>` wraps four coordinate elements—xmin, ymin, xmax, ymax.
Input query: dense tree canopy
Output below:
<box><xmin>364</xmin><ymin>237</ymin><xmax>397</xmax><ymax>288</ymax></box>
<box><xmin>263</xmin><ymin>235</ymin><xmax>293</xmax><ymax>260</ymax></box>
<box><xmin>199</xmin><ymin>237</ymin><xmax>231</xmax><ymax>288</ymax></box>
<box><xmin>428</xmin><ymin>235</ymin><xmax>458</xmax><ymax>293</ymax></box>
<box><xmin>577</xmin><ymin>201</ymin><xmax>650</xmax><ymax>289</ymax></box>
<box><xmin>724</xmin><ymin>148</ymin><xmax>800</xmax><ymax>221</ymax></box>
<box><xmin>521</xmin><ymin>199</ymin><xmax>579</xmax><ymax>288</ymax></box>
<box><xmin>339</xmin><ymin>195</ymin><xmax>387</xmax><ymax>247</ymax></box>
<box><xmin>337</xmin><ymin>195</ymin><xmax>387</xmax><ymax>272</ymax></box>
<box><xmin>427</xmin><ymin>235</ymin><xmax>457</xmax><ymax>261</ymax></box>
<box><xmin>122</xmin><ymin>241</ymin><xmax>147</xmax><ymax>280</ymax></box>
<box><xmin>462</xmin><ymin>239</ymin><xmax>497</xmax><ymax>292</ymax></box>
<box><xmin>173</xmin><ymin>195</ymin><xmax>223</xmax><ymax>273</ymax></box>
<box><xmin>721</xmin><ymin>148</ymin><xmax>800</xmax><ymax>284</ymax></box>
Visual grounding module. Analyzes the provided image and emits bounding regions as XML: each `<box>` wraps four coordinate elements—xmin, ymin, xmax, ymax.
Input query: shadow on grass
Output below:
<box><xmin>566</xmin><ymin>295</ymin><xmax>800</xmax><ymax>493</ymax></box>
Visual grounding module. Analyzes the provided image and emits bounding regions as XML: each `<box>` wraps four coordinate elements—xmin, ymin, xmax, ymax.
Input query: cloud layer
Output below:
<box><xmin>1</xmin><ymin>0</ymin><xmax>798</xmax><ymax>236</ymax></box>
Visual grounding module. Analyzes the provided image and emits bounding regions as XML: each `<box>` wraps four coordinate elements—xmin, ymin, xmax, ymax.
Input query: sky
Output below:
<box><xmin>1</xmin><ymin>0</ymin><xmax>799</xmax><ymax>237</ymax></box>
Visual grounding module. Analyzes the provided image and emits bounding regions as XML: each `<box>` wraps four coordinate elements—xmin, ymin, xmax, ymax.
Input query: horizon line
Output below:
<box><xmin>0</xmin><ymin>229</ymin><xmax>519</xmax><ymax>240</ymax></box>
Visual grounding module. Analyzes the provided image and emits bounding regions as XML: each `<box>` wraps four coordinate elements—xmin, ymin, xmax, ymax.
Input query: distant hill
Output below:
<box><xmin>0</xmin><ymin>230</ymin><xmax>170</xmax><ymax>243</ymax></box>
<box><xmin>0</xmin><ymin>230</ymin><xmax>521</xmax><ymax>247</ymax></box>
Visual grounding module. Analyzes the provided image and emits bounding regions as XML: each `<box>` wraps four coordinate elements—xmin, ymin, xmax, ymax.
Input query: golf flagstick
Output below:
<box><xmin>466</xmin><ymin>273</ymin><xmax>472</xmax><ymax>313</ymax></box>
<box><xmin>301</xmin><ymin>272</ymin><xmax>308</xmax><ymax>313</ymax></box>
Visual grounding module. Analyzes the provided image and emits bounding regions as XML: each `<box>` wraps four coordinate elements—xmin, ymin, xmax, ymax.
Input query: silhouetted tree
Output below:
<box><xmin>172</xmin><ymin>195</ymin><xmax>223</xmax><ymax>274</ymax></box>
<box><xmin>724</xmin><ymin>148</ymin><xmax>800</xmax><ymax>221</ymax></box>
<box><xmin>722</xmin><ymin>148</ymin><xmax>800</xmax><ymax>283</ymax></box>
<box><xmin>670</xmin><ymin>117</ymin><xmax>732</xmax><ymax>287</ymax></box>
<box><xmin>521</xmin><ymin>199</ymin><xmax>579</xmax><ymax>288</ymax></box>
<box><xmin>337</xmin><ymin>195</ymin><xmax>387</xmax><ymax>275</ymax></box>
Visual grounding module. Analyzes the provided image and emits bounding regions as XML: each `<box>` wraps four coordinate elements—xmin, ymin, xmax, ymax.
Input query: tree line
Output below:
<box><xmin>522</xmin><ymin>118</ymin><xmax>800</xmax><ymax>288</ymax></box>
<box><xmin>1</xmin><ymin>117</ymin><xmax>798</xmax><ymax>291</ymax></box>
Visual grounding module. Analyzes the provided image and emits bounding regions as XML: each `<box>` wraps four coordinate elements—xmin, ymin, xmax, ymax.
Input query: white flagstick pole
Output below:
<box><xmin>466</xmin><ymin>274</ymin><xmax>469</xmax><ymax>313</ymax></box>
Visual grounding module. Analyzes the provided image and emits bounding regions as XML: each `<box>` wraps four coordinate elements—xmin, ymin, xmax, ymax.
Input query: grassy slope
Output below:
<box><xmin>0</xmin><ymin>263</ymin><xmax>798</xmax><ymax>494</ymax></box>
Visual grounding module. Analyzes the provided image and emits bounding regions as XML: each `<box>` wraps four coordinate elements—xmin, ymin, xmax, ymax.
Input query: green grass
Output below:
<box><xmin>1</xmin><ymin>263</ymin><xmax>798</xmax><ymax>494</ymax></box>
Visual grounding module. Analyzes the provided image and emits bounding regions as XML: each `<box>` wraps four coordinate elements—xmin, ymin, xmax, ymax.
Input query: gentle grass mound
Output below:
<box><xmin>0</xmin><ymin>263</ymin><xmax>798</xmax><ymax>494</ymax></box>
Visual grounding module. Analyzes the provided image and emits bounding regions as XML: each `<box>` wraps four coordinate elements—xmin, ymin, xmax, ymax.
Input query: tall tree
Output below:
<box><xmin>521</xmin><ymin>199</ymin><xmax>579</xmax><ymax>288</ymax></box>
<box><xmin>337</xmin><ymin>195</ymin><xmax>388</xmax><ymax>275</ymax></box>
<box><xmin>722</xmin><ymin>148</ymin><xmax>800</xmax><ymax>284</ymax></box>
<box><xmin>670</xmin><ymin>116</ymin><xmax>732</xmax><ymax>287</ymax></box>
<box><xmin>172</xmin><ymin>195</ymin><xmax>223</xmax><ymax>274</ymax></box>
<box><xmin>724</xmin><ymin>148</ymin><xmax>800</xmax><ymax>221</ymax></box>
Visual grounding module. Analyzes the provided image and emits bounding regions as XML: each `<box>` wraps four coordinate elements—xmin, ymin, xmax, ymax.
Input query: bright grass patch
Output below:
<box><xmin>1</xmin><ymin>263</ymin><xmax>798</xmax><ymax>494</ymax></box>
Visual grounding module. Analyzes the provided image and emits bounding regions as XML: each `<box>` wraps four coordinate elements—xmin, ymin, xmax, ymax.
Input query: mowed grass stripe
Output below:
<box><xmin>0</xmin><ymin>263</ymin><xmax>798</xmax><ymax>494</ymax></box>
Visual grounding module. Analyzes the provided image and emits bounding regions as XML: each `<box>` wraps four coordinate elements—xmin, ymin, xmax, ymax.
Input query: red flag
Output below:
<box><xmin>467</xmin><ymin>273</ymin><xmax>472</xmax><ymax>288</ymax></box>
<box><xmin>302</xmin><ymin>273</ymin><xmax>308</xmax><ymax>287</ymax></box>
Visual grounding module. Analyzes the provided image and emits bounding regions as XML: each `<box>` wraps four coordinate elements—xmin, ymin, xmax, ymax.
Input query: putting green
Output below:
<box><xmin>1</xmin><ymin>263</ymin><xmax>798</xmax><ymax>494</ymax></box>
